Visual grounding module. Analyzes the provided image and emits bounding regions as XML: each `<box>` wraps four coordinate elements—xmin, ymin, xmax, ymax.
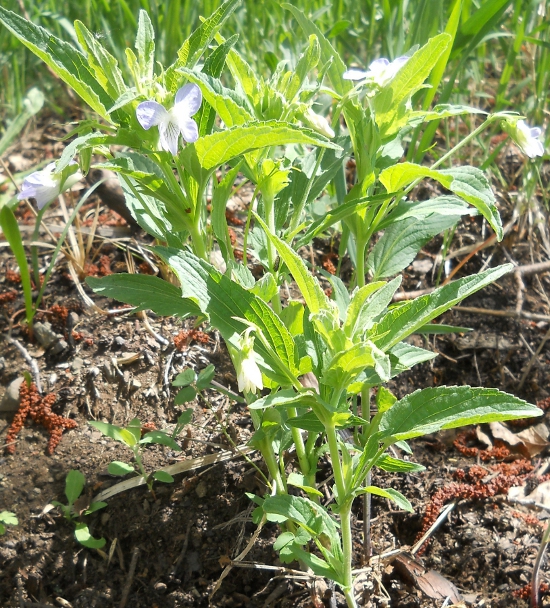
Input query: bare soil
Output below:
<box><xmin>1</xmin><ymin>114</ymin><xmax>550</xmax><ymax>608</ymax></box>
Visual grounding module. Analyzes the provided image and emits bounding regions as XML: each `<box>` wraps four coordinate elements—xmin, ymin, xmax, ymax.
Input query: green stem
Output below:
<box><xmin>355</xmin><ymin>235</ymin><xmax>368</xmax><ymax>288</ymax></box>
<box><xmin>262</xmin><ymin>189</ymin><xmax>282</xmax><ymax>315</ymax></box>
<box><xmin>260</xmin><ymin>439</ymin><xmax>287</xmax><ymax>494</ymax></box>
<box><xmin>325</xmin><ymin>423</ymin><xmax>346</xmax><ymax>503</ymax></box>
<box><xmin>188</xmin><ymin>218</ymin><xmax>208</xmax><ymax>261</ymax></box>
<box><xmin>288</xmin><ymin>148</ymin><xmax>326</xmax><ymax>236</ymax></box>
<box><xmin>340</xmin><ymin>501</ymin><xmax>357</xmax><ymax>608</ymax></box>
<box><xmin>287</xmin><ymin>406</ymin><xmax>310</xmax><ymax>477</ymax></box>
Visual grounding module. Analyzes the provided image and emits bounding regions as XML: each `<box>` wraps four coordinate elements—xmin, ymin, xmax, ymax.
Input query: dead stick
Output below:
<box><xmin>7</xmin><ymin>337</ymin><xmax>42</xmax><ymax>393</ymax></box>
<box><xmin>531</xmin><ymin>521</ymin><xmax>550</xmax><ymax>608</ymax></box>
<box><xmin>119</xmin><ymin>546</ymin><xmax>139</xmax><ymax>608</ymax></box>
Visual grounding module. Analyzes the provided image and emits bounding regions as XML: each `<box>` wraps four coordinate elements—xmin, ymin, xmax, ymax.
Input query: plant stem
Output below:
<box><xmin>340</xmin><ymin>501</ymin><xmax>356</xmax><ymax>607</ymax></box>
<box><xmin>287</xmin><ymin>406</ymin><xmax>310</xmax><ymax>477</ymax></box>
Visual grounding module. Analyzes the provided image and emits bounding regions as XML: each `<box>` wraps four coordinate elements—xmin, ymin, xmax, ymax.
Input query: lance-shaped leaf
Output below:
<box><xmin>74</xmin><ymin>20</ymin><xmax>126</xmax><ymax>101</ymax></box>
<box><xmin>369</xmin><ymin>264</ymin><xmax>512</xmax><ymax>351</ymax></box>
<box><xmin>282</xmin><ymin>34</ymin><xmax>320</xmax><ymax>101</ymax></box>
<box><xmin>354</xmin><ymin>486</ymin><xmax>413</xmax><ymax>512</ymax></box>
<box><xmin>254</xmin><ymin>215</ymin><xmax>332</xmax><ymax>316</ymax></box>
<box><xmin>379</xmin><ymin>386</ymin><xmax>542</xmax><ymax>441</ymax></box>
<box><xmin>164</xmin><ymin>0</ymin><xmax>241</xmax><ymax>91</ymax></box>
<box><xmin>154</xmin><ymin>247</ymin><xmax>299</xmax><ymax>381</ymax></box>
<box><xmin>367</xmin><ymin>213</ymin><xmax>462</xmax><ymax>280</ymax></box>
<box><xmin>181</xmin><ymin>121</ymin><xmax>340</xmax><ymax>171</ymax></box>
<box><xmin>0</xmin><ymin>7</ymin><xmax>114</xmax><ymax>121</ymax></box>
<box><xmin>86</xmin><ymin>274</ymin><xmax>202</xmax><ymax>318</ymax></box>
<box><xmin>373</xmin><ymin>33</ymin><xmax>451</xmax><ymax>137</ymax></box>
<box><xmin>135</xmin><ymin>10</ymin><xmax>155</xmax><ymax>82</ymax></box>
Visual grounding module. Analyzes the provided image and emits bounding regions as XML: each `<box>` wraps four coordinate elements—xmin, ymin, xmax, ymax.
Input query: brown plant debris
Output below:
<box><xmin>5</xmin><ymin>382</ymin><xmax>77</xmax><ymax>455</ymax></box>
<box><xmin>321</xmin><ymin>252</ymin><xmax>338</xmax><ymax>275</ymax></box>
<box><xmin>173</xmin><ymin>329</ymin><xmax>210</xmax><ymax>351</ymax></box>
<box><xmin>453</xmin><ymin>429</ymin><xmax>511</xmax><ymax>461</ymax></box>
<box><xmin>415</xmin><ymin>460</ymin><xmax>540</xmax><ymax>555</ymax></box>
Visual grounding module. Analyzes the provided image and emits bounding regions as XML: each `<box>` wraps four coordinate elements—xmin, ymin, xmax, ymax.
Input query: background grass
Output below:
<box><xmin>0</xmin><ymin>0</ymin><xmax>548</xmax><ymax>169</ymax></box>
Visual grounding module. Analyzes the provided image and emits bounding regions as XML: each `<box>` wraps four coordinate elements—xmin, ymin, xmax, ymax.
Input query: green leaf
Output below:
<box><xmin>86</xmin><ymin>274</ymin><xmax>202</xmax><ymax>319</ymax></box>
<box><xmin>379</xmin><ymin>162</ymin><xmax>453</xmax><ymax>193</ymax></box>
<box><xmin>155</xmin><ymin>247</ymin><xmax>299</xmax><ymax>382</ymax></box>
<box><xmin>283</xmin><ymin>34</ymin><xmax>320</xmax><ymax>101</ymax></box>
<box><xmin>408</xmin><ymin>104</ymin><xmax>487</xmax><ymax>125</ymax></box>
<box><xmin>65</xmin><ymin>470</ymin><xmax>85</xmax><ymax>506</ymax></box>
<box><xmin>322</xmin><ymin>342</ymin><xmax>390</xmax><ymax>388</ymax></box>
<box><xmin>287</xmin><ymin>472</ymin><xmax>323</xmax><ymax>497</ymax></box>
<box><xmin>376</xmin><ymin>386</ymin><xmax>397</xmax><ymax>413</ymax></box>
<box><xmin>373</xmin><ymin>33</ymin><xmax>451</xmax><ymax>136</ymax></box>
<box><xmin>74</xmin><ymin>522</ymin><xmax>106</xmax><ymax>549</ymax></box>
<box><xmin>439</xmin><ymin>166</ymin><xmax>502</xmax><ymax>240</ymax></box>
<box><xmin>164</xmin><ymin>0</ymin><xmax>241</xmax><ymax>91</ymax></box>
<box><xmin>108</xmin><ymin>461</ymin><xmax>135</xmax><ymax>476</ymax></box>
<box><xmin>376</xmin><ymin>455</ymin><xmax>425</xmax><ymax>473</ymax></box>
<box><xmin>286</xmin><ymin>411</ymin><xmax>324</xmax><ymax>433</ymax></box>
<box><xmin>415</xmin><ymin>324</ymin><xmax>472</xmax><ymax>335</ymax></box>
<box><xmin>0</xmin><ymin>206</ymin><xmax>33</xmax><ymax>325</ymax></box>
<box><xmin>74</xmin><ymin>21</ymin><xmax>126</xmax><ymax>101</ymax></box>
<box><xmin>153</xmin><ymin>470</ymin><xmax>175</xmax><ymax>483</ymax></box>
<box><xmin>173</xmin><ymin>369</ymin><xmax>196</xmax><ymax>387</ymax></box>
<box><xmin>181</xmin><ymin>121</ymin><xmax>340</xmax><ymax>171</ymax></box>
<box><xmin>88</xmin><ymin>420</ymin><xmax>138</xmax><ymax>447</ymax></box>
<box><xmin>140</xmin><ymin>430</ymin><xmax>182</xmax><ymax>451</ymax></box>
<box><xmin>343</xmin><ymin>281</ymin><xmax>387</xmax><ymax>339</ymax></box>
<box><xmin>0</xmin><ymin>7</ymin><xmax>114</xmax><ymax>120</ymax></box>
<box><xmin>254</xmin><ymin>215</ymin><xmax>331</xmax><ymax>316</ymax></box>
<box><xmin>356</xmin><ymin>486</ymin><xmax>413</xmax><ymax>512</ymax></box>
<box><xmin>178</xmin><ymin>68</ymin><xmax>254</xmax><ymax>127</ymax></box>
<box><xmin>174</xmin><ymin>386</ymin><xmax>198</xmax><ymax>404</ymax></box>
<box><xmin>377</xmin><ymin>196</ymin><xmax>471</xmax><ymax>229</ymax></box>
<box><xmin>369</xmin><ymin>265</ymin><xmax>513</xmax><ymax>351</ymax></box>
<box><xmin>0</xmin><ymin>512</ymin><xmax>18</xmax><ymax>526</ymax></box>
<box><xmin>380</xmin><ymin>386</ymin><xmax>542</xmax><ymax>441</ymax></box>
<box><xmin>196</xmin><ymin>364</ymin><xmax>216</xmax><ymax>389</ymax></box>
<box><xmin>85</xmin><ymin>501</ymin><xmax>108</xmax><ymax>515</ymax></box>
<box><xmin>367</xmin><ymin>214</ymin><xmax>461</xmax><ymax>280</ymax></box>
<box><xmin>136</xmin><ymin>10</ymin><xmax>155</xmax><ymax>82</ymax></box>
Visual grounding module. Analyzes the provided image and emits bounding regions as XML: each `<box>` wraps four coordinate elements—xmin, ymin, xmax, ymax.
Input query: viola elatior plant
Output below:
<box><xmin>502</xmin><ymin>117</ymin><xmax>545</xmax><ymax>159</ymax></box>
<box><xmin>136</xmin><ymin>83</ymin><xmax>202</xmax><ymax>154</ymax></box>
<box><xmin>0</xmin><ymin>3</ymin><xmax>545</xmax><ymax>606</ymax></box>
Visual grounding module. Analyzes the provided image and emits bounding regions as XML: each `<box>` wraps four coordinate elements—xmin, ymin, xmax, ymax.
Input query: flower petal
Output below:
<box><xmin>158</xmin><ymin>119</ymin><xmax>181</xmax><ymax>155</ymax></box>
<box><xmin>136</xmin><ymin>101</ymin><xmax>168</xmax><ymax>130</ymax></box>
<box><xmin>343</xmin><ymin>68</ymin><xmax>369</xmax><ymax>81</ymax></box>
<box><xmin>175</xmin><ymin>83</ymin><xmax>202</xmax><ymax>117</ymax></box>
<box><xmin>178</xmin><ymin>117</ymin><xmax>199</xmax><ymax>144</ymax></box>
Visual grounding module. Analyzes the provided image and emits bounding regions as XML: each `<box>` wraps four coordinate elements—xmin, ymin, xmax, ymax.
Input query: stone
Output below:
<box><xmin>51</xmin><ymin>339</ymin><xmax>68</xmax><ymax>355</ymax></box>
<box><xmin>33</xmin><ymin>322</ymin><xmax>60</xmax><ymax>349</ymax></box>
<box><xmin>71</xmin><ymin>357</ymin><xmax>85</xmax><ymax>373</ymax></box>
<box><xmin>0</xmin><ymin>377</ymin><xmax>24</xmax><ymax>412</ymax></box>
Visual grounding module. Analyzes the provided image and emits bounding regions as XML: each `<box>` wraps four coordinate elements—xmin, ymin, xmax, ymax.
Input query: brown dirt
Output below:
<box><xmin>1</xmin><ymin>113</ymin><xmax>550</xmax><ymax>608</ymax></box>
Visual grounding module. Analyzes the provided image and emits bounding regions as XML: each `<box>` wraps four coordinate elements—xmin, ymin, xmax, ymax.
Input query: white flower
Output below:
<box><xmin>237</xmin><ymin>356</ymin><xmax>264</xmax><ymax>394</ymax></box>
<box><xmin>136</xmin><ymin>83</ymin><xmax>202</xmax><ymax>155</ymax></box>
<box><xmin>343</xmin><ymin>56</ymin><xmax>409</xmax><ymax>88</ymax></box>
<box><xmin>18</xmin><ymin>161</ymin><xmax>82</xmax><ymax>210</ymax></box>
<box><xmin>514</xmin><ymin>120</ymin><xmax>544</xmax><ymax>159</ymax></box>
<box><xmin>303</xmin><ymin>108</ymin><xmax>335</xmax><ymax>139</ymax></box>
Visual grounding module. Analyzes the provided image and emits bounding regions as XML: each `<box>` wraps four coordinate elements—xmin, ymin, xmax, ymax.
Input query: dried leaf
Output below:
<box><xmin>393</xmin><ymin>553</ymin><xmax>462</xmax><ymax>602</ymax></box>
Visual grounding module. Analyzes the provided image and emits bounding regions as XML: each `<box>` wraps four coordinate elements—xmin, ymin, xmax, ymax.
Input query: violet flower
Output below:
<box><xmin>18</xmin><ymin>161</ymin><xmax>82</xmax><ymax>209</ymax></box>
<box><xmin>343</xmin><ymin>56</ymin><xmax>409</xmax><ymax>89</ymax></box>
<box><xmin>136</xmin><ymin>83</ymin><xmax>202</xmax><ymax>155</ymax></box>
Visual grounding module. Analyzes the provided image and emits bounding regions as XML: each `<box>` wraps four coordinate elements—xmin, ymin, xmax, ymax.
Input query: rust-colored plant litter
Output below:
<box><xmin>5</xmin><ymin>382</ymin><xmax>77</xmax><ymax>455</ymax></box>
<box><xmin>173</xmin><ymin>329</ymin><xmax>210</xmax><ymax>351</ymax></box>
<box><xmin>321</xmin><ymin>252</ymin><xmax>338</xmax><ymax>275</ymax></box>
<box><xmin>453</xmin><ymin>429</ymin><xmax>511</xmax><ymax>460</ymax></box>
<box><xmin>415</xmin><ymin>459</ymin><xmax>541</xmax><ymax>555</ymax></box>
<box><xmin>512</xmin><ymin>582</ymin><xmax>550</xmax><ymax>600</ymax></box>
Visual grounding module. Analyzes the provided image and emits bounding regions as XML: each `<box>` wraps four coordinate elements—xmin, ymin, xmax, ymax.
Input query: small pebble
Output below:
<box><xmin>114</xmin><ymin>336</ymin><xmax>126</xmax><ymax>348</ymax></box>
<box><xmin>0</xmin><ymin>377</ymin><xmax>24</xmax><ymax>412</ymax></box>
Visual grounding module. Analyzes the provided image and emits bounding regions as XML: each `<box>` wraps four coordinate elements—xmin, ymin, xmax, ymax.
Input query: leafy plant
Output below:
<box><xmin>51</xmin><ymin>469</ymin><xmax>106</xmax><ymax>549</ymax></box>
<box><xmin>89</xmin><ymin>417</ymin><xmax>186</xmax><ymax>492</ymax></box>
<box><xmin>0</xmin><ymin>5</ymin><xmax>546</xmax><ymax>607</ymax></box>
<box><xmin>0</xmin><ymin>511</ymin><xmax>18</xmax><ymax>535</ymax></box>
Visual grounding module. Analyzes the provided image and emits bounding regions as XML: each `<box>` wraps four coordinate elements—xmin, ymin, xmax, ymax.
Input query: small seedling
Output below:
<box><xmin>0</xmin><ymin>511</ymin><xmax>18</xmax><ymax>535</ymax></box>
<box><xmin>172</xmin><ymin>364</ymin><xmax>216</xmax><ymax>406</ymax></box>
<box><xmin>89</xmin><ymin>418</ymin><xmax>184</xmax><ymax>493</ymax></box>
<box><xmin>51</xmin><ymin>469</ymin><xmax>107</xmax><ymax>549</ymax></box>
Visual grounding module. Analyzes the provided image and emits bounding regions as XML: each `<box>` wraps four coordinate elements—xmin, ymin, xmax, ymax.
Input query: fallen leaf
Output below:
<box><xmin>490</xmin><ymin>421</ymin><xmax>549</xmax><ymax>457</ymax></box>
<box><xmin>392</xmin><ymin>553</ymin><xmax>462</xmax><ymax>603</ymax></box>
<box><xmin>476</xmin><ymin>425</ymin><xmax>493</xmax><ymax>448</ymax></box>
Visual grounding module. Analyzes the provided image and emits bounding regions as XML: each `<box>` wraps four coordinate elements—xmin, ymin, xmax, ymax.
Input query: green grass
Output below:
<box><xmin>0</xmin><ymin>0</ymin><xmax>547</xmax><ymax>161</ymax></box>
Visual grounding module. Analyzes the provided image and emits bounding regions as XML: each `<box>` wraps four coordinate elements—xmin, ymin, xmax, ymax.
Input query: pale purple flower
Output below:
<box><xmin>343</xmin><ymin>56</ymin><xmax>409</xmax><ymax>88</ymax></box>
<box><xmin>136</xmin><ymin>83</ymin><xmax>202</xmax><ymax>155</ymax></box>
<box><xmin>515</xmin><ymin>120</ymin><xmax>544</xmax><ymax>159</ymax></box>
<box><xmin>18</xmin><ymin>161</ymin><xmax>81</xmax><ymax>209</ymax></box>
